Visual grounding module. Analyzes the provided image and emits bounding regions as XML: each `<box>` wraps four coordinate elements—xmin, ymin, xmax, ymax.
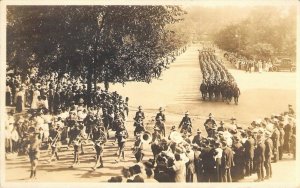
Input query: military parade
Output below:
<box><xmin>2</xmin><ymin>2</ymin><xmax>297</xmax><ymax>186</ymax></box>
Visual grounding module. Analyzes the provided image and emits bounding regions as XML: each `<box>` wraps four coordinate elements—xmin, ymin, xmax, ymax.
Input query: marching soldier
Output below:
<box><xmin>155</xmin><ymin>107</ymin><xmax>166</xmax><ymax>122</ymax></box>
<box><xmin>178</xmin><ymin>111</ymin><xmax>192</xmax><ymax>134</ymax></box>
<box><xmin>155</xmin><ymin>116</ymin><xmax>165</xmax><ymax>137</ymax></box>
<box><xmin>134</xmin><ymin>106</ymin><xmax>145</xmax><ymax>121</ymax></box>
<box><xmin>92</xmin><ymin>125</ymin><xmax>107</xmax><ymax>170</ymax></box>
<box><xmin>204</xmin><ymin>113</ymin><xmax>216</xmax><ymax>137</ymax></box>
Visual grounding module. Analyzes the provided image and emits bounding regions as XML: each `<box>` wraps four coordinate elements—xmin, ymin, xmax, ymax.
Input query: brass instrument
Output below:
<box><xmin>141</xmin><ymin>131</ymin><xmax>152</xmax><ymax>144</ymax></box>
<box><xmin>50</xmin><ymin>129</ymin><xmax>62</xmax><ymax>147</ymax></box>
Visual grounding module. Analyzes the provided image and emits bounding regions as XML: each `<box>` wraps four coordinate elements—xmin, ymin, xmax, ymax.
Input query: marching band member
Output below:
<box><xmin>150</xmin><ymin>127</ymin><xmax>163</xmax><ymax>161</ymax></box>
<box><xmin>71</xmin><ymin>122</ymin><xmax>85</xmax><ymax>167</ymax></box>
<box><xmin>204</xmin><ymin>113</ymin><xmax>216</xmax><ymax>137</ymax></box>
<box><xmin>155</xmin><ymin>116</ymin><xmax>165</xmax><ymax>137</ymax></box>
<box><xmin>132</xmin><ymin>133</ymin><xmax>144</xmax><ymax>163</ymax></box>
<box><xmin>92</xmin><ymin>124</ymin><xmax>107</xmax><ymax>170</ymax></box>
<box><xmin>134</xmin><ymin>106</ymin><xmax>145</xmax><ymax>121</ymax></box>
<box><xmin>134</xmin><ymin>116</ymin><xmax>145</xmax><ymax>136</ymax></box>
<box><xmin>115</xmin><ymin>128</ymin><xmax>128</xmax><ymax>163</ymax></box>
<box><xmin>155</xmin><ymin>107</ymin><xmax>166</xmax><ymax>122</ymax></box>
<box><xmin>178</xmin><ymin>111</ymin><xmax>192</xmax><ymax>134</ymax></box>
<box><xmin>26</xmin><ymin>127</ymin><xmax>41</xmax><ymax>179</ymax></box>
<box><xmin>47</xmin><ymin>125</ymin><xmax>61</xmax><ymax>163</ymax></box>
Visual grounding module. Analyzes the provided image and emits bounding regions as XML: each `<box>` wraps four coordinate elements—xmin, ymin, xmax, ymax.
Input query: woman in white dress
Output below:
<box><xmin>31</xmin><ymin>86</ymin><xmax>40</xmax><ymax>109</ymax></box>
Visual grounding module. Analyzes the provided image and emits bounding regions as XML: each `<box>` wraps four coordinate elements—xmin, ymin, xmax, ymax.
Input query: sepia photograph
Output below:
<box><xmin>1</xmin><ymin>0</ymin><xmax>298</xmax><ymax>187</ymax></box>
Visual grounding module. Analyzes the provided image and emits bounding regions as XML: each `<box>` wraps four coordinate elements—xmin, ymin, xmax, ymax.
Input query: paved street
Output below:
<box><xmin>5</xmin><ymin>43</ymin><xmax>297</xmax><ymax>182</ymax></box>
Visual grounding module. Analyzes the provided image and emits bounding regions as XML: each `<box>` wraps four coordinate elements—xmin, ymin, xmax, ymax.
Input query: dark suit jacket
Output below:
<box><xmin>254</xmin><ymin>142</ymin><xmax>265</xmax><ymax>163</ymax></box>
<box><xmin>222</xmin><ymin>147</ymin><xmax>234</xmax><ymax>169</ymax></box>
<box><xmin>155</xmin><ymin>112</ymin><xmax>166</xmax><ymax>122</ymax></box>
<box><xmin>279</xmin><ymin>128</ymin><xmax>285</xmax><ymax>146</ymax></box>
<box><xmin>271</xmin><ymin>129</ymin><xmax>280</xmax><ymax>149</ymax></box>
<box><xmin>265</xmin><ymin>138</ymin><xmax>273</xmax><ymax>160</ymax></box>
<box><xmin>134</xmin><ymin>111</ymin><xmax>145</xmax><ymax>121</ymax></box>
<box><xmin>244</xmin><ymin>137</ymin><xmax>255</xmax><ymax>159</ymax></box>
<box><xmin>200</xmin><ymin>146</ymin><xmax>215</xmax><ymax>171</ymax></box>
<box><xmin>192</xmin><ymin>135</ymin><xmax>202</xmax><ymax>147</ymax></box>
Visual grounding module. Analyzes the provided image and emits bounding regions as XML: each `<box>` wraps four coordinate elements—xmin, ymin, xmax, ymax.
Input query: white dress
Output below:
<box><xmin>31</xmin><ymin>90</ymin><xmax>40</xmax><ymax>109</ymax></box>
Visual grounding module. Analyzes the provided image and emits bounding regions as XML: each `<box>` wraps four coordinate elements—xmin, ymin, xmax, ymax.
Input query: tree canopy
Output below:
<box><xmin>213</xmin><ymin>6</ymin><xmax>296</xmax><ymax>60</ymax></box>
<box><xmin>7</xmin><ymin>5</ymin><xmax>187</xmax><ymax>91</ymax></box>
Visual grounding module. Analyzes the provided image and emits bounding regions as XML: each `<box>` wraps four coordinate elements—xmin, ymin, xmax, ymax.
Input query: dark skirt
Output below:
<box><xmin>16</xmin><ymin>96</ymin><xmax>23</xmax><ymax>113</ymax></box>
<box><xmin>6</xmin><ymin>92</ymin><xmax>11</xmax><ymax>106</ymax></box>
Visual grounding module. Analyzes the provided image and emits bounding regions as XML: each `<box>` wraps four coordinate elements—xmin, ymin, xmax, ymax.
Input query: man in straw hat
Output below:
<box><xmin>220</xmin><ymin>140</ymin><xmax>234</xmax><ymax>182</ymax></box>
<box><xmin>244</xmin><ymin>131</ymin><xmax>255</xmax><ymax>177</ymax></box>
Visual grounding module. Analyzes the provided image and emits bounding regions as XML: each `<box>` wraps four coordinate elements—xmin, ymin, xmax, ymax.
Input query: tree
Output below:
<box><xmin>7</xmin><ymin>6</ymin><xmax>186</xmax><ymax>102</ymax></box>
<box><xmin>212</xmin><ymin>6</ymin><xmax>296</xmax><ymax>59</ymax></box>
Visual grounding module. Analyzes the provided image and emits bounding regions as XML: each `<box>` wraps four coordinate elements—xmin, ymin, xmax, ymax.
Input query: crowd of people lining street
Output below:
<box><xmin>107</xmin><ymin>105</ymin><xmax>296</xmax><ymax>182</ymax></box>
<box><xmin>199</xmin><ymin>49</ymin><xmax>241</xmax><ymax>104</ymax></box>
<box><xmin>224</xmin><ymin>52</ymin><xmax>274</xmax><ymax>73</ymax></box>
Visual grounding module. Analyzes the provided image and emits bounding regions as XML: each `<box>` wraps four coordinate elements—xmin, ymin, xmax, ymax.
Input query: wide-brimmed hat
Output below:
<box><xmin>196</xmin><ymin>129</ymin><xmax>201</xmax><ymax>133</ymax></box>
<box><xmin>220</xmin><ymin>121</ymin><xmax>224</xmax><ymax>125</ymax></box>
<box><xmin>230</xmin><ymin>117</ymin><xmax>236</xmax><ymax>121</ymax></box>
<box><xmin>138</xmin><ymin>106</ymin><xmax>142</xmax><ymax>110</ymax></box>
<box><xmin>185</xmin><ymin>111</ymin><xmax>189</xmax><ymax>115</ymax></box>
<box><xmin>159</xmin><ymin>107</ymin><xmax>164</xmax><ymax>111</ymax></box>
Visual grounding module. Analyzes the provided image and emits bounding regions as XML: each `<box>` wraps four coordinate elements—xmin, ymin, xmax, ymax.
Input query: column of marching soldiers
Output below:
<box><xmin>6</xmin><ymin>86</ymin><xmax>296</xmax><ymax>182</ymax></box>
<box><xmin>199</xmin><ymin>48</ymin><xmax>241</xmax><ymax>105</ymax></box>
